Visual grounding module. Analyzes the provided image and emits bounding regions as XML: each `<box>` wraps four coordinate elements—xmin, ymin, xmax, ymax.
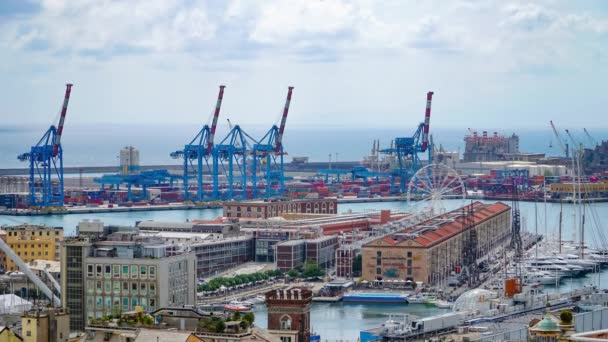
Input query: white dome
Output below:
<box><xmin>452</xmin><ymin>289</ymin><xmax>497</xmax><ymax>313</ymax></box>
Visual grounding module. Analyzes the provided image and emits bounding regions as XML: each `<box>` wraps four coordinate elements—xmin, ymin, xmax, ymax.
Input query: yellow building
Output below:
<box><xmin>0</xmin><ymin>326</ymin><xmax>22</xmax><ymax>342</ymax></box>
<box><xmin>21</xmin><ymin>309</ymin><xmax>69</xmax><ymax>342</ymax></box>
<box><xmin>2</xmin><ymin>224</ymin><xmax>64</xmax><ymax>272</ymax></box>
<box><xmin>361</xmin><ymin>202</ymin><xmax>511</xmax><ymax>285</ymax></box>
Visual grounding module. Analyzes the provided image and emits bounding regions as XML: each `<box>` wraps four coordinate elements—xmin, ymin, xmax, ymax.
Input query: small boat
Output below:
<box><xmin>435</xmin><ymin>300</ymin><xmax>452</xmax><ymax>309</ymax></box>
<box><xmin>224</xmin><ymin>304</ymin><xmax>252</xmax><ymax>312</ymax></box>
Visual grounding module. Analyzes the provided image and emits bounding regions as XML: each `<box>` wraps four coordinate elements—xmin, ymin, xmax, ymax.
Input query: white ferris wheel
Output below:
<box><xmin>406</xmin><ymin>163</ymin><xmax>466</xmax><ymax>215</ymax></box>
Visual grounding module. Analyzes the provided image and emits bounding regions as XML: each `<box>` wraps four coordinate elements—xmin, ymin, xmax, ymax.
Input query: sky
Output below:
<box><xmin>1</xmin><ymin>0</ymin><xmax>608</xmax><ymax>130</ymax></box>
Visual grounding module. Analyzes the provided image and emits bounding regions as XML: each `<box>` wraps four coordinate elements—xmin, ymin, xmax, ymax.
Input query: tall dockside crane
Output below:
<box><xmin>380</xmin><ymin>91</ymin><xmax>434</xmax><ymax>194</ymax></box>
<box><xmin>252</xmin><ymin>86</ymin><xmax>294</xmax><ymax>198</ymax></box>
<box><xmin>18</xmin><ymin>84</ymin><xmax>73</xmax><ymax>207</ymax></box>
<box><xmin>583</xmin><ymin>128</ymin><xmax>598</xmax><ymax>148</ymax></box>
<box><xmin>550</xmin><ymin>120</ymin><xmax>569</xmax><ymax>159</ymax></box>
<box><xmin>171</xmin><ymin>86</ymin><xmax>225</xmax><ymax>201</ymax></box>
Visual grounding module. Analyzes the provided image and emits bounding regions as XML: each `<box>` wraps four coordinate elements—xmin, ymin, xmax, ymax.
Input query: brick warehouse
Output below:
<box><xmin>223</xmin><ymin>198</ymin><xmax>338</xmax><ymax>219</ymax></box>
<box><xmin>361</xmin><ymin>202</ymin><xmax>511</xmax><ymax>285</ymax></box>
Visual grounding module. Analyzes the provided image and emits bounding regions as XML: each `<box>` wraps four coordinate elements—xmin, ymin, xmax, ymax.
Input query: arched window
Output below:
<box><xmin>280</xmin><ymin>315</ymin><xmax>292</xmax><ymax>330</ymax></box>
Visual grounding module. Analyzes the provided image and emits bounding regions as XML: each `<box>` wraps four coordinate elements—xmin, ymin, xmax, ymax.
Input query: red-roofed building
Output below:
<box><xmin>361</xmin><ymin>202</ymin><xmax>511</xmax><ymax>285</ymax></box>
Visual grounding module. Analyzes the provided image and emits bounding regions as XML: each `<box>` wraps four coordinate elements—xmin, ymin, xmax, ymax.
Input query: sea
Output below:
<box><xmin>2</xmin><ymin>124</ymin><xmax>604</xmax><ymax>169</ymax></box>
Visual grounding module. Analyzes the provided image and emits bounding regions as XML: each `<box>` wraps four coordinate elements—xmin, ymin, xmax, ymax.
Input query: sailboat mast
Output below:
<box><xmin>558</xmin><ymin>201</ymin><xmax>563</xmax><ymax>254</ymax></box>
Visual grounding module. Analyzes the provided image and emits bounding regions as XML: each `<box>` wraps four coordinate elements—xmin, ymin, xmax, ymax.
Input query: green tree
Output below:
<box><xmin>242</xmin><ymin>312</ymin><xmax>255</xmax><ymax>326</ymax></box>
<box><xmin>215</xmin><ymin>320</ymin><xmax>226</xmax><ymax>333</ymax></box>
<box><xmin>232</xmin><ymin>311</ymin><xmax>242</xmax><ymax>321</ymax></box>
<box><xmin>302</xmin><ymin>261</ymin><xmax>324</xmax><ymax>278</ymax></box>
<box><xmin>287</xmin><ymin>269</ymin><xmax>299</xmax><ymax>278</ymax></box>
<box><xmin>560</xmin><ymin>310</ymin><xmax>573</xmax><ymax>324</ymax></box>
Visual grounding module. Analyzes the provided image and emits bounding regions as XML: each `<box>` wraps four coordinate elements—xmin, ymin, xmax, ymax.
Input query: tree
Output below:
<box><xmin>287</xmin><ymin>269</ymin><xmax>299</xmax><ymax>278</ymax></box>
<box><xmin>242</xmin><ymin>312</ymin><xmax>255</xmax><ymax>327</ymax></box>
<box><xmin>215</xmin><ymin>320</ymin><xmax>226</xmax><ymax>333</ymax></box>
<box><xmin>560</xmin><ymin>310</ymin><xmax>573</xmax><ymax>324</ymax></box>
<box><xmin>302</xmin><ymin>261</ymin><xmax>324</xmax><ymax>278</ymax></box>
<box><xmin>232</xmin><ymin>311</ymin><xmax>242</xmax><ymax>321</ymax></box>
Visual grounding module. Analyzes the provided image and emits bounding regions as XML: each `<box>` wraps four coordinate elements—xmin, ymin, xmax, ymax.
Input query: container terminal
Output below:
<box><xmin>1</xmin><ymin>84</ymin><xmax>607</xmax><ymax>215</ymax></box>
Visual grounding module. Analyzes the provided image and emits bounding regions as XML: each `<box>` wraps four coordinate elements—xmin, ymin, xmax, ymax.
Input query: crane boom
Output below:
<box><xmin>421</xmin><ymin>91</ymin><xmax>434</xmax><ymax>152</ymax></box>
<box><xmin>52</xmin><ymin>83</ymin><xmax>73</xmax><ymax>157</ymax></box>
<box><xmin>0</xmin><ymin>238</ymin><xmax>60</xmax><ymax>306</ymax></box>
<box><xmin>550</xmin><ymin>120</ymin><xmax>568</xmax><ymax>157</ymax></box>
<box><xmin>206</xmin><ymin>85</ymin><xmax>225</xmax><ymax>154</ymax></box>
<box><xmin>583</xmin><ymin>128</ymin><xmax>597</xmax><ymax>147</ymax></box>
<box><xmin>275</xmin><ymin>86</ymin><xmax>294</xmax><ymax>153</ymax></box>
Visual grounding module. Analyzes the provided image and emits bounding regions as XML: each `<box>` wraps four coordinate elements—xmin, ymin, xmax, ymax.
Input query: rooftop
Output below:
<box><xmin>364</xmin><ymin>202</ymin><xmax>510</xmax><ymax>248</ymax></box>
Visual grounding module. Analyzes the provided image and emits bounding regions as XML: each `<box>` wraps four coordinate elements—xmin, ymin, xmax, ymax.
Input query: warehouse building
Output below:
<box><xmin>361</xmin><ymin>202</ymin><xmax>511</xmax><ymax>285</ymax></box>
<box><xmin>223</xmin><ymin>198</ymin><xmax>338</xmax><ymax>219</ymax></box>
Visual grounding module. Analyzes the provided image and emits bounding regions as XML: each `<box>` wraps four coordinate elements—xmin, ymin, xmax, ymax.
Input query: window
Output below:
<box><xmin>407</xmin><ymin>269</ymin><xmax>412</xmax><ymax>275</ymax></box>
<box><xmin>113</xmin><ymin>265</ymin><xmax>120</xmax><ymax>278</ymax></box>
<box><xmin>131</xmin><ymin>265</ymin><xmax>138</xmax><ymax>279</ymax></box>
<box><xmin>131</xmin><ymin>297</ymin><xmax>138</xmax><ymax>308</ymax></box>
<box><xmin>376</xmin><ymin>267</ymin><xmax>382</xmax><ymax>275</ymax></box>
<box><xmin>280</xmin><ymin>337</ymin><xmax>292</xmax><ymax>342</ymax></box>
<box><xmin>376</xmin><ymin>251</ymin><xmax>382</xmax><ymax>258</ymax></box>
<box><xmin>96</xmin><ymin>265</ymin><xmax>102</xmax><ymax>278</ymax></box>
<box><xmin>407</xmin><ymin>251</ymin><xmax>412</xmax><ymax>258</ymax></box>
<box><xmin>140</xmin><ymin>297</ymin><xmax>147</xmax><ymax>310</ymax></box>
<box><xmin>149</xmin><ymin>283</ymin><xmax>156</xmax><ymax>295</ymax></box>
<box><xmin>150</xmin><ymin>298</ymin><xmax>156</xmax><ymax>310</ymax></box>
<box><xmin>96</xmin><ymin>296</ymin><xmax>103</xmax><ymax>309</ymax></box>
<box><xmin>140</xmin><ymin>266</ymin><xmax>147</xmax><ymax>279</ymax></box>
<box><xmin>140</xmin><ymin>283</ymin><xmax>147</xmax><ymax>295</ymax></box>
<box><xmin>105</xmin><ymin>297</ymin><xmax>111</xmax><ymax>309</ymax></box>
<box><xmin>105</xmin><ymin>265</ymin><xmax>111</xmax><ymax>278</ymax></box>
<box><xmin>26</xmin><ymin>331</ymin><xmax>31</xmax><ymax>337</ymax></box>
<box><xmin>132</xmin><ymin>282</ymin><xmax>138</xmax><ymax>295</ymax></box>
<box><xmin>122</xmin><ymin>297</ymin><xmax>129</xmax><ymax>311</ymax></box>
<box><xmin>123</xmin><ymin>282</ymin><xmax>129</xmax><ymax>292</ymax></box>
<box><xmin>104</xmin><ymin>281</ymin><xmax>111</xmax><ymax>294</ymax></box>
<box><xmin>122</xmin><ymin>265</ymin><xmax>129</xmax><ymax>277</ymax></box>
<box><xmin>280</xmin><ymin>316</ymin><xmax>292</xmax><ymax>330</ymax></box>
<box><xmin>149</xmin><ymin>266</ymin><xmax>156</xmax><ymax>279</ymax></box>
<box><xmin>376</xmin><ymin>258</ymin><xmax>381</xmax><ymax>266</ymax></box>
<box><xmin>113</xmin><ymin>281</ymin><xmax>120</xmax><ymax>295</ymax></box>
<box><xmin>96</xmin><ymin>281</ymin><xmax>102</xmax><ymax>293</ymax></box>
<box><xmin>407</xmin><ymin>260</ymin><xmax>412</xmax><ymax>267</ymax></box>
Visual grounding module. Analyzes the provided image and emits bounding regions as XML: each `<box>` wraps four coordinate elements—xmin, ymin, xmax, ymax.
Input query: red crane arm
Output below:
<box><xmin>52</xmin><ymin>83</ymin><xmax>73</xmax><ymax>157</ymax></box>
<box><xmin>207</xmin><ymin>85</ymin><xmax>226</xmax><ymax>154</ymax></box>
<box><xmin>275</xmin><ymin>86</ymin><xmax>294</xmax><ymax>153</ymax></box>
<box><xmin>421</xmin><ymin>91</ymin><xmax>434</xmax><ymax>152</ymax></box>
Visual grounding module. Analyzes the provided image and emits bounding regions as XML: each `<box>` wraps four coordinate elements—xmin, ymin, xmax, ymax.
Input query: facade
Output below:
<box><xmin>266</xmin><ymin>288</ymin><xmax>312</xmax><ymax>342</ymax></box>
<box><xmin>223</xmin><ymin>198</ymin><xmax>338</xmax><ymax>219</ymax></box>
<box><xmin>275</xmin><ymin>236</ymin><xmax>338</xmax><ymax>272</ymax></box>
<box><xmin>61</xmin><ymin>230</ymin><xmax>197</xmax><ymax>332</ymax></box>
<box><xmin>463</xmin><ymin>131</ymin><xmax>520</xmax><ymax>162</ymax></box>
<box><xmin>1</xmin><ymin>224</ymin><xmax>63</xmax><ymax>272</ymax></box>
<box><xmin>361</xmin><ymin>202</ymin><xmax>511</xmax><ymax>285</ymax></box>
<box><xmin>584</xmin><ymin>140</ymin><xmax>608</xmax><ymax>175</ymax></box>
<box><xmin>190</xmin><ymin>236</ymin><xmax>253</xmax><ymax>277</ymax></box>
<box><xmin>21</xmin><ymin>309</ymin><xmax>69</xmax><ymax>342</ymax></box>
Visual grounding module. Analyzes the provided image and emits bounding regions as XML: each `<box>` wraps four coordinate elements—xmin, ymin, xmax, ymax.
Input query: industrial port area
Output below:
<box><xmin>2</xmin><ymin>2</ymin><xmax>608</xmax><ymax>342</ymax></box>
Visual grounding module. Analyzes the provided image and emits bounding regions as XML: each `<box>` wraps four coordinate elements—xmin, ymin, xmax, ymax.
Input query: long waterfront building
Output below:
<box><xmin>361</xmin><ymin>202</ymin><xmax>511</xmax><ymax>285</ymax></box>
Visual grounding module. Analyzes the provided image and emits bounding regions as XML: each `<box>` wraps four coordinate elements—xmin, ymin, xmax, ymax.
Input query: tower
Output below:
<box><xmin>265</xmin><ymin>287</ymin><xmax>312</xmax><ymax>342</ymax></box>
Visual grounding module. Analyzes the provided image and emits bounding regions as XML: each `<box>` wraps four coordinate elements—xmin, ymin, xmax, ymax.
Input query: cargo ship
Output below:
<box><xmin>343</xmin><ymin>292</ymin><xmax>409</xmax><ymax>303</ymax></box>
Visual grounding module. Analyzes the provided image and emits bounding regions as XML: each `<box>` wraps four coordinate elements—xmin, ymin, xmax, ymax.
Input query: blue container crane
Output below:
<box><xmin>170</xmin><ymin>85</ymin><xmax>225</xmax><ymax>201</ymax></box>
<box><xmin>251</xmin><ymin>86</ymin><xmax>294</xmax><ymax>198</ymax></box>
<box><xmin>380</xmin><ymin>91</ymin><xmax>434</xmax><ymax>194</ymax></box>
<box><xmin>213</xmin><ymin>125</ymin><xmax>257</xmax><ymax>199</ymax></box>
<box><xmin>17</xmin><ymin>84</ymin><xmax>73</xmax><ymax>207</ymax></box>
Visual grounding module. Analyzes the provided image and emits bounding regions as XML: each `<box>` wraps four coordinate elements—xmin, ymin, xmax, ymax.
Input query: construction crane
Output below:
<box><xmin>18</xmin><ymin>84</ymin><xmax>73</xmax><ymax>208</ymax></box>
<box><xmin>549</xmin><ymin>120</ymin><xmax>569</xmax><ymax>158</ymax></box>
<box><xmin>251</xmin><ymin>86</ymin><xmax>294</xmax><ymax>198</ymax></box>
<box><xmin>583</xmin><ymin>128</ymin><xmax>598</xmax><ymax>148</ymax></box>
<box><xmin>380</xmin><ymin>91</ymin><xmax>434</xmax><ymax>194</ymax></box>
<box><xmin>171</xmin><ymin>85</ymin><xmax>225</xmax><ymax>201</ymax></box>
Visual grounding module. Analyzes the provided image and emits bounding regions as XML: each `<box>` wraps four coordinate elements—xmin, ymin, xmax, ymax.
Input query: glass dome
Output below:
<box><xmin>452</xmin><ymin>289</ymin><xmax>498</xmax><ymax>313</ymax></box>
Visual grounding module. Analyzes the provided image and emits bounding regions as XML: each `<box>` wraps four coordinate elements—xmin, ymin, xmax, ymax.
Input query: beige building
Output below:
<box><xmin>21</xmin><ymin>309</ymin><xmax>70</xmax><ymax>342</ymax></box>
<box><xmin>1</xmin><ymin>224</ymin><xmax>63</xmax><ymax>272</ymax></box>
<box><xmin>361</xmin><ymin>202</ymin><xmax>511</xmax><ymax>285</ymax></box>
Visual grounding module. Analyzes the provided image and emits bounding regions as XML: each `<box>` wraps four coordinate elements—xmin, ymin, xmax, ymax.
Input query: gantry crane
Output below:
<box><xmin>380</xmin><ymin>91</ymin><xmax>434</xmax><ymax>194</ymax></box>
<box><xmin>251</xmin><ymin>86</ymin><xmax>294</xmax><ymax>198</ymax></box>
<box><xmin>213</xmin><ymin>123</ymin><xmax>257</xmax><ymax>199</ymax></box>
<box><xmin>18</xmin><ymin>84</ymin><xmax>73</xmax><ymax>207</ymax></box>
<box><xmin>171</xmin><ymin>85</ymin><xmax>225</xmax><ymax>201</ymax></box>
